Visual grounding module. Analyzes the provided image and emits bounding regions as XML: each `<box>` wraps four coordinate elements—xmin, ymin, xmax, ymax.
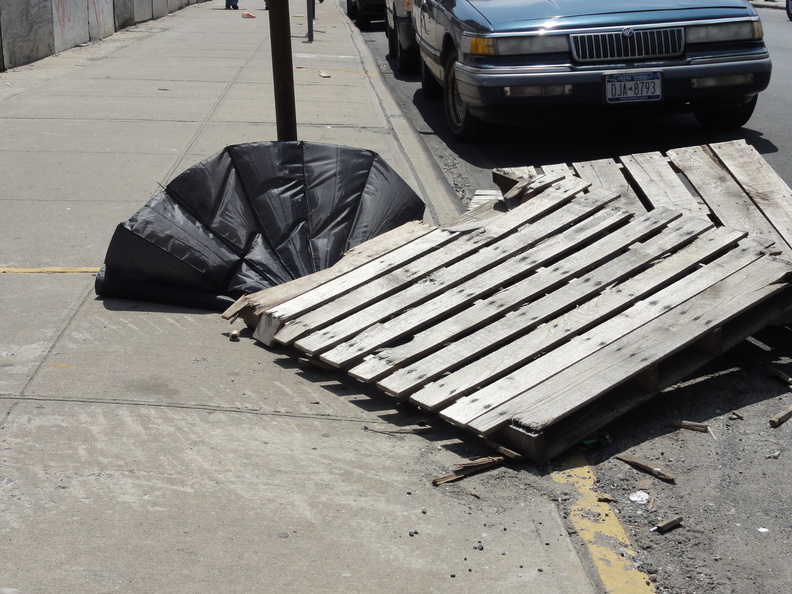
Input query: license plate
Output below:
<box><xmin>605</xmin><ymin>72</ymin><xmax>662</xmax><ymax>103</ymax></box>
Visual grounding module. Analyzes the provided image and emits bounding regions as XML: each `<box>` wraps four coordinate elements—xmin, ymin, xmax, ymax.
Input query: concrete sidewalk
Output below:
<box><xmin>0</xmin><ymin>1</ymin><xmax>598</xmax><ymax>592</ymax></box>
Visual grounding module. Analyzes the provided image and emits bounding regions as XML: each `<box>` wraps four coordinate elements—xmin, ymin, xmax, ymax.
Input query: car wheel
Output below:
<box><xmin>787</xmin><ymin>0</ymin><xmax>792</xmax><ymax>20</ymax></box>
<box><xmin>346</xmin><ymin>0</ymin><xmax>358</xmax><ymax>20</ymax></box>
<box><xmin>443</xmin><ymin>49</ymin><xmax>484</xmax><ymax>141</ymax></box>
<box><xmin>420</xmin><ymin>58</ymin><xmax>442</xmax><ymax>99</ymax></box>
<box><xmin>395</xmin><ymin>29</ymin><xmax>419</xmax><ymax>75</ymax></box>
<box><xmin>694</xmin><ymin>96</ymin><xmax>758</xmax><ymax>131</ymax></box>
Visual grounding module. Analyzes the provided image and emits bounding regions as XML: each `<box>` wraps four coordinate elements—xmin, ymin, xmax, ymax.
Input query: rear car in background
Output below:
<box><xmin>412</xmin><ymin>0</ymin><xmax>772</xmax><ymax>140</ymax></box>
<box><xmin>347</xmin><ymin>0</ymin><xmax>385</xmax><ymax>30</ymax></box>
<box><xmin>386</xmin><ymin>0</ymin><xmax>420</xmax><ymax>74</ymax></box>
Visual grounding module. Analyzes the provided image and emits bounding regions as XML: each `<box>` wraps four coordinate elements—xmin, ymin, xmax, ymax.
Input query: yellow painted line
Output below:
<box><xmin>552</xmin><ymin>450</ymin><xmax>655</xmax><ymax>593</ymax></box>
<box><xmin>0</xmin><ymin>267</ymin><xmax>100</xmax><ymax>274</ymax></box>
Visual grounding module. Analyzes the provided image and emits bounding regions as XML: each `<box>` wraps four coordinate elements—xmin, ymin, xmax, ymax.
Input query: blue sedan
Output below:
<box><xmin>412</xmin><ymin>0</ymin><xmax>772</xmax><ymax>140</ymax></box>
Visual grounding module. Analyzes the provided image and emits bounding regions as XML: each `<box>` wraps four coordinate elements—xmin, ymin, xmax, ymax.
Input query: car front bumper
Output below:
<box><xmin>454</xmin><ymin>54</ymin><xmax>771</xmax><ymax>122</ymax></box>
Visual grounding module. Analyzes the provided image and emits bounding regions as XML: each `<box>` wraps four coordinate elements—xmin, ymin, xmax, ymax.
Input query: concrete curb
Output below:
<box><xmin>343</xmin><ymin>6</ymin><xmax>465</xmax><ymax>225</ymax></box>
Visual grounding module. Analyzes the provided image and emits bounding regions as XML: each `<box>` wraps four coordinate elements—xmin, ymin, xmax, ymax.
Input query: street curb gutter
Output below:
<box><xmin>344</xmin><ymin>9</ymin><xmax>465</xmax><ymax>226</ymax></box>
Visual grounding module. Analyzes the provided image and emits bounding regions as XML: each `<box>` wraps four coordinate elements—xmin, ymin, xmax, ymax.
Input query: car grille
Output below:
<box><xmin>571</xmin><ymin>28</ymin><xmax>685</xmax><ymax>63</ymax></box>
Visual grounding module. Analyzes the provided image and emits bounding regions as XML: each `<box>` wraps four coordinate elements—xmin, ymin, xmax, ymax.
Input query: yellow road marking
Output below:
<box><xmin>0</xmin><ymin>267</ymin><xmax>99</xmax><ymax>274</ymax></box>
<box><xmin>552</xmin><ymin>450</ymin><xmax>655</xmax><ymax>593</ymax></box>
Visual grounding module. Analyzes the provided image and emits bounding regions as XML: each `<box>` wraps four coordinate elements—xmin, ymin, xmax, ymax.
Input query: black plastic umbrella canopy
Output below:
<box><xmin>95</xmin><ymin>141</ymin><xmax>425</xmax><ymax>310</ymax></box>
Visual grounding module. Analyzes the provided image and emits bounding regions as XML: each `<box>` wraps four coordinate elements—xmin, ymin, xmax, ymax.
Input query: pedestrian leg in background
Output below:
<box><xmin>226</xmin><ymin>0</ymin><xmax>239</xmax><ymax>9</ymax></box>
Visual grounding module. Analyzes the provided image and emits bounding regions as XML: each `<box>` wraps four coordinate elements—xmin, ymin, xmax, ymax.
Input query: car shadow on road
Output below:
<box><xmin>408</xmin><ymin>87</ymin><xmax>780</xmax><ymax>172</ymax></box>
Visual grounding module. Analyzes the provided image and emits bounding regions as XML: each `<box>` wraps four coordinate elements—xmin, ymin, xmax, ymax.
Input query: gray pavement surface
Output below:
<box><xmin>0</xmin><ymin>1</ymin><xmax>596</xmax><ymax>592</ymax></box>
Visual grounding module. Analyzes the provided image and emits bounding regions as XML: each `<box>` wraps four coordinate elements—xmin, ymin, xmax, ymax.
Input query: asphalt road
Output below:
<box><xmin>362</xmin><ymin>7</ymin><xmax>792</xmax><ymax>205</ymax></box>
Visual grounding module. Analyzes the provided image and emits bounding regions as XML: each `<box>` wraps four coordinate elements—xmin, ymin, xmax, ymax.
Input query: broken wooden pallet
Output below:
<box><xmin>225</xmin><ymin>142</ymin><xmax>792</xmax><ymax>462</ymax></box>
<box><xmin>494</xmin><ymin>140</ymin><xmax>792</xmax><ymax>260</ymax></box>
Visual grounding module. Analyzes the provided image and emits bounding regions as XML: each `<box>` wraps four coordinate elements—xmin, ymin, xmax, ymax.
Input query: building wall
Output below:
<box><xmin>1</xmin><ymin>0</ymin><xmax>211</xmax><ymax>71</ymax></box>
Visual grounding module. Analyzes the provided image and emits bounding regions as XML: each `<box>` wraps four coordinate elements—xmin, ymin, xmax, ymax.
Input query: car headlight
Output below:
<box><xmin>686</xmin><ymin>20</ymin><xmax>763</xmax><ymax>43</ymax></box>
<box><xmin>462</xmin><ymin>33</ymin><xmax>569</xmax><ymax>56</ymax></box>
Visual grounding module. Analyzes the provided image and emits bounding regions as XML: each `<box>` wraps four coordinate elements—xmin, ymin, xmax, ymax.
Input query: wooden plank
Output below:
<box><xmin>709</xmin><ymin>140</ymin><xmax>792</xmax><ymax>248</ymax></box>
<box><xmin>460</xmin><ymin>249</ymin><xmax>788</xmax><ymax>435</ymax></box>
<box><xmin>274</xmin><ymin>177</ymin><xmax>595</xmax><ymax>347</ymax></box>
<box><xmin>620</xmin><ymin>151</ymin><xmax>709</xmax><ymax>218</ymax></box>
<box><xmin>667</xmin><ymin>145</ymin><xmax>790</xmax><ymax>258</ymax></box>
<box><xmin>507</xmin><ymin>260</ymin><xmax>790</xmax><ymax>432</ymax></box>
<box><xmin>541</xmin><ymin>163</ymin><xmax>574</xmax><ymax>177</ymax></box>
<box><xmin>222</xmin><ymin>221</ymin><xmax>432</xmax><ymax>326</ymax></box>
<box><xmin>492</xmin><ymin>166</ymin><xmax>538</xmax><ymax>194</ymax></box>
<box><xmin>290</xmin><ymin>186</ymin><xmax>616</xmax><ymax>355</ymax></box>
<box><xmin>573</xmin><ymin>158</ymin><xmax>646</xmax><ymax>214</ymax></box>
<box><xmin>411</xmin><ymin>224</ymin><xmax>742</xmax><ymax>413</ymax></box>
<box><xmin>365</xmin><ymin>208</ymin><xmax>692</xmax><ymax>393</ymax></box>
<box><xmin>255</xmin><ymin>226</ymin><xmax>461</xmax><ymax>345</ymax></box>
<box><xmin>321</xmin><ymin>204</ymin><xmax>632</xmax><ymax>369</ymax></box>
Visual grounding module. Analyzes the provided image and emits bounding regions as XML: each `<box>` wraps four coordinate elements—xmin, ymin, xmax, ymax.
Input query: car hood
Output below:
<box><xmin>468</xmin><ymin>0</ymin><xmax>756</xmax><ymax>32</ymax></box>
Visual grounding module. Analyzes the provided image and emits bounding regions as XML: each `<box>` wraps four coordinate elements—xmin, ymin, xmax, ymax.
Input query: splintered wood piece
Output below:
<box><xmin>672</xmin><ymin>420</ymin><xmax>709</xmax><ymax>433</ymax></box>
<box><xmin>501</xmin><ymin>171</ymin><xmax>567</xmax><ymax>201</ymax></box>
<box><xmin>615</xmin><ymin>454</ymin><xmax>676</xmax><ymax>482</ymax></box>
<box><xmin>668</xmin><ymin>145</ymin><xmax>789</xmax><ymax>257</ymax></box>
<box><xmin>769</xmin><ymin>367</ymin><xmax>792</xmax><ymax>385</ymax></box>
<box><xmin>651</xmin><ymin>515</ymin><xmax>683</xmax><ymax>533</ymax></box>
<box><xmin>319</xmin><ymin>199</ymin><xmax>627</xmax><ymax>369</ymax></box>
<box><xmin>769</xmin><ymin>404</ymin><xmax>792</xmax><ymax>428</ymax></box>
<box><xmin>573</xmin><ymin>157</ymin><xmax>646</xmax><ymax>214</ymax></box>
<box><xmin>620</xmin><ymin>151</ymin><xmax>709</xmax><ymax>218</ymax></box>
<box><xmin>460</xmin><ymin>248</ymin><xmax>787</xmax><ymax>435</ymax></box>
<box><xmin>431</xmin><ymin>456</ymin><xmax>505</xmax><ymax>485</ymax></box>
<box><xmin>492</xmin><ymin>166</ymin><xmax>538</xmax><ymax>193</ymax></box>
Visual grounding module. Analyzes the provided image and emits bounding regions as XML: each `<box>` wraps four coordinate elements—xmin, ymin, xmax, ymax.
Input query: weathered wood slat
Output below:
<box><xmin>372</xmin><ymin>209</ymin><xmax>691</xmax><ymax>397</ymax></box>
<box><xmin>292</xmin><ymin>187</ymin><xmax>616</xmax><ymax>356</ymax></box>
<box><xmin>413</xmin><ymin>224</ymin><xmax>743</xmax><ymax>413</ymax></box>
<box><xmin>709</xmin><ymin>140</ymin><xmax>792</xmax><ymax>250</ymax></box>
<box><xmin>573</xmin><ymin>158</ymin><xmax>646</xmax><ymax>214</ymax></box>
<box><xmin>325</xmin><ymin>204</ymin><xmax>630</xmax><ymax>369</ymax></box>
<box><xmin>350</xmin><ymin>213</ymin><xmax>703</xmax><ymax>385</ymax></box>
<box><xmin>541</xmin><ymin>163</ymin><xmax>574</xmax><ymax>177</ymax></box>
<box><xmin>507</xmin><ymin>260</ymin><xmax>790</xmax><ymax>433</ymax></box>
<box><xmin>666</xmin><ymin>145</ymin><xmax>789</xmax><ymax>257</ymax></box>
<box><xmin>459</xmin><ymin>244</ymin><xmax>782</xmax><ymax>435</ymax></box>
<box><xmin>276</xmin><ymin>177</ymin><xmax>597</xmax><ymax>349</ymax></box>
<box><xmin>620</xmin><ymin>151</ymin><xmax>709</xmax><ymax>218</ymax></box>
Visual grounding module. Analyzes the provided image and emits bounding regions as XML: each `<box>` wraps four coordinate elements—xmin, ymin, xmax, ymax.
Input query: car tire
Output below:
<box><xmin>395</xmin><ymin>29</ymin><xmax>419</xmax><ymax>75</ymax></box>
<box><xmin>420</xmin><ymin>59</ymin><xmax>442</xmax><ymax>99</ymax></box>
<box><xmin>787</xmin><ymin>0</ymin><xmax>792</xmax><ymax>20</ymax></box>
<box><xmin>694</xmin><ymin>95</ymin><xmax>758</xmax><ymax>131</ymax></box>
<box><xmin>443</xmin><ymin>49</ymin><xmax>484</xmax><ymax>141</ymax></box>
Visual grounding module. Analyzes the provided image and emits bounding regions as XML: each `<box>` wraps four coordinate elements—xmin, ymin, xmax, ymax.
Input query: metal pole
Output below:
<box><xmin>307</xmin><ymin>0</ymin><xmax>314</xmax><ymax>42</ymax></box>
<box><xmin>268</xmin><ymin>0</ymin><xmax>298</xmax><ymax>141</ymax></box>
